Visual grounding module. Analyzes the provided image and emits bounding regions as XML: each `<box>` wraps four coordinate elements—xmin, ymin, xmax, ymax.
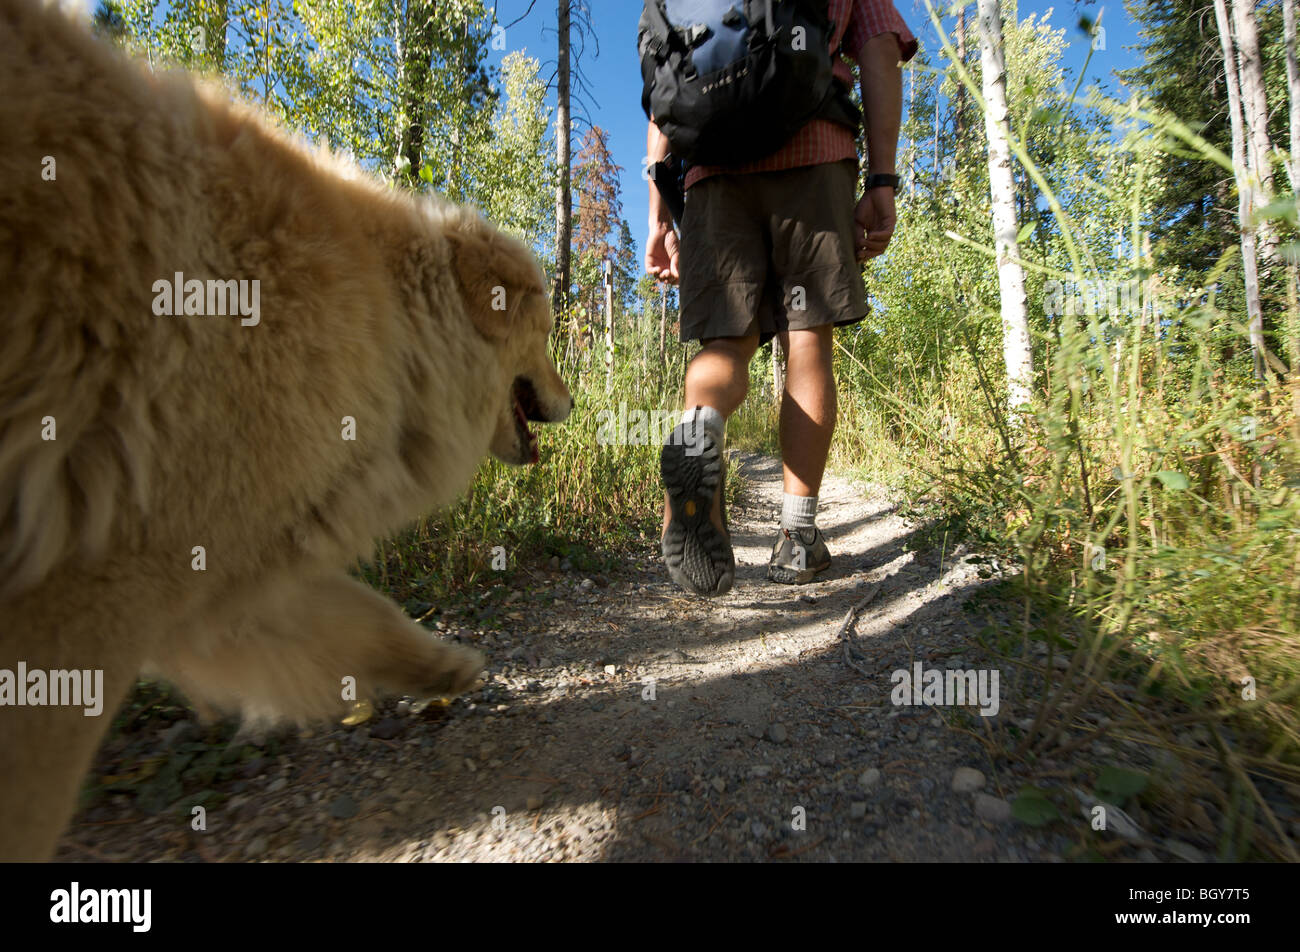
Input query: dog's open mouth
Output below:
<box><xmin>512</xmin><ymin>376</ymin><xmax>544</xmax><ymax>464</ymax></box>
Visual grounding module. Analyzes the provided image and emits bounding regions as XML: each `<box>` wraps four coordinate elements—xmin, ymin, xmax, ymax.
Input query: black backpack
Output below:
<box><xmin>638</xmin><ymin>0</ymin><xmax>861</xmax><ymax>167</ymax></box>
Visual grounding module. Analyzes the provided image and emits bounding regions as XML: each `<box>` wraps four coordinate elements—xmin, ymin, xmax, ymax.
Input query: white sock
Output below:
<box><xmin>780</xmin><ymin>493</ymin><xmax>817</xmax><ymax>529</ymax></box>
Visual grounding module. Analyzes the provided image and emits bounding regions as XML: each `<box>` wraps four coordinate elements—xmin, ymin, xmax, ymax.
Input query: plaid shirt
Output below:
<box><xmin>685</xmin><ymin>0</ymin><xmax>918</xmax><ymax>188</ymax></box>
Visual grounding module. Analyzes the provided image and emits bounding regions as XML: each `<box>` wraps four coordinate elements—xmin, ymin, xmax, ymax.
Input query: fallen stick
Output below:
<box><xmin>837</xmin><ymin>582</ymin><xmax>884</xmax><ymax>676</ymax></box>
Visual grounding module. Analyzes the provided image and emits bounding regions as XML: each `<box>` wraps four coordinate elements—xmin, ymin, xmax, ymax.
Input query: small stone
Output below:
<box><xmin>951</xmin><ymin>767</ymin><xmax>986</xmax><ymax>793</ymax></box>
<box><xmin>431</xmin><ymin>831</ymin><xmax>452</xmax><ymax>851</ymax></box>
<box><xmin>266</xmin><ymin>777</ymin><xmax>288</xmax><ymax>794</ymax></box>
<box><xmin>815</xmin><ymin>749</ymin><xmax>837</xmax><ymax>767</ymax></box>
<box><xmin>858</xmin><ymin>768</ymin><xmax>882</xmax><ymax>790</ymax></box>
<box><xmin>395</xmin><ymin>700</ymin><xmax>411</xmax><ymax>716</ymax></box>
<box><xmin>751</xmin><ymin>765</ymin><xmax>773</xmax><ymax>778</ymax></box>
<box><xmin>328</xmin><ymin>795</ymin><xmax>359</xmax><ymax>820</ymax></box>
<box><xmin>850</xmin><ymin>802</ymin><xmax>867</xmax><ymax>819</ymax></box>
<box><xmin>297</xmin><ymin>830</ymin><xmax>325</xmax><ymax>852</ymax></box>
<box><xmin>580</xmin><ymin>578</ymin><xmax>595</xmax><ymax>591</ymax></box>
<box><xmin>370</xmin><ymin>718</ymin><xmax>405</xmax><ymax>740</ymax></box>
<box><xmin>526</xmin><ymin>796</ymin><xmax>543</xmax><ymax>811</ymax></box>
<box><xmin>603</xmin><ymin>664</ymin><xmax>617</xmax><ymax>676</ymax></box>
<box><xmin>973</xmin><ymin>793</ymin><xmax>1011</xmax><ymax>823</ymax></box>
<box><xmin>766</xmin><ymin>723</ymin><xmax>788</xmax><ymax>744</ymax></box>
<box><xmin>711</xmin><ymin>776</ymin><xmax>727</xmax><ymax>793</ymax></box>
<box><xmin>244</xmin><ymin>836</ymin><xmax>269</xmax><ymax>858</ymax></box>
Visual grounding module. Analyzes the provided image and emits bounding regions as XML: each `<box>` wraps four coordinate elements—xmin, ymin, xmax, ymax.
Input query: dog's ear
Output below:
<box><xmin>445</xmin><ymin>210</ymin><xmax>547</xmax><ymax>340</ymax></box>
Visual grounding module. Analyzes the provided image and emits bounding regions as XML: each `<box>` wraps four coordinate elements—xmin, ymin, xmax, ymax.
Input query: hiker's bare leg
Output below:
<box><xmin>684</xmin><ymin>333</ymin><xmax>761</xmax><ymax>416</ymax></box>
<box><xmin>662</xmin><ymin>333</ymin><xmax>760</xmax><ymax>534</ymax></box>
<box><xmin>779</xmin><ymin>325</ymin><xmax>837</xmax><ymax>497</ymax></box>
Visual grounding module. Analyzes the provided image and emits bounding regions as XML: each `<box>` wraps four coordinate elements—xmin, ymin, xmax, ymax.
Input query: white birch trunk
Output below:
<box><xmin>1285</xmin><ymin>0</ymin><xmax>1300</xmax><ymax>194</ymax></box>
<box><xmin>554</xmin><ymin>0</ymin><xmax>571</xmax><ymax>314</ymax></box>
<box><xmin>1285</xmin><ymin>0</ymin><xmax>1300</xmax><ymax>384</ymax></box>
<box><xmin>1230</xmin><ymin>0</ymin><xmax>1280</xmax><ymax>270</ymax></box>
<box><xmin>976</xmin><ymin>0</ymin><xmax>1032</xmax><ymax>414</ymax></box>
<box><xmin>1215</xmin><ymin>0</ymin><xmax>1267</xmax><ymax>382</ymax></box>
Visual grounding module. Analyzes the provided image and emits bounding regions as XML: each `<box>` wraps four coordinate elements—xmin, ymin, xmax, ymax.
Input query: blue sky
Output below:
<box><xmin>484</xmin><ymin>0</ymin><xmax>1145</xmax><ymax>264</ymax></box>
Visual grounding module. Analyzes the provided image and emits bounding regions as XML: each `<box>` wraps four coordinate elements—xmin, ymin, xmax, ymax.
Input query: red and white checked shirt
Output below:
<box><xmin>684</xmin><ymin>0</ymin><xmax>918</xmax><ymax>188</ymax></box>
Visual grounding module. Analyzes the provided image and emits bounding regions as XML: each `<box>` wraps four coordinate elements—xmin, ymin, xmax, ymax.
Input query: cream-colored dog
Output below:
<box><xmin>0</xmin><ymin>0</ymin><xmax>571</xmax><ymax>860</ymax></box>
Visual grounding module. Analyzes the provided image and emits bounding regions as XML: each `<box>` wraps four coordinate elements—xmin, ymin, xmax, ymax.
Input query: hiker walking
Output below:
<box><xmin>640</xmin><ymin>0</ymin><xmax>917</xmax><ymax>595</ymax></box>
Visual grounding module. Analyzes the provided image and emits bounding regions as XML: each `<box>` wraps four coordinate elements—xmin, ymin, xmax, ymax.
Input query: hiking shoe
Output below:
<box><xmin>767</xmin><ymin>527</ymin><xmax>832</xmax><ymax>584</ymax></box>
<box><xmin>660</xmin><ymin>418</ymin><xmax>735</xmax><ymax>596</ymax></box>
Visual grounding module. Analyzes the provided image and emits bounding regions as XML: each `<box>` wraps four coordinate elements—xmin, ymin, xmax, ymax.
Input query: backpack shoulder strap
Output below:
<box><xmin>639</xmin><ymin>0</ymin><xmax>681</xmax><ymax>56</ymax></box>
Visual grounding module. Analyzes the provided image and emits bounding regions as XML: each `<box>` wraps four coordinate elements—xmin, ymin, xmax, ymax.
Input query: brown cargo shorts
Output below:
<box><xmin>677</xmin><ymin>159</ymin><xmax>867</xmax><ymax>345</ymax></box>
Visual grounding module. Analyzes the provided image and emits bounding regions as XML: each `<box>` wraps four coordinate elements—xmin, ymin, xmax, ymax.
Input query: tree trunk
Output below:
<box><xmin>1286</xmin><ymin>0</ymin><xmax>1300</xmax><ymax>194</ymax></box>
<box><xmin>603</xmin><ymin>259</ymin><xmax>614</xmax><ymax>387</ymax></box>
<box><xmin>954</xmin><ymin>9</ymin><xmax>967</xmax><ymax>142</ymax></box>
<box><xmin>659</xmin><ymin>285</ymin><xmax>667</xmax><ymax>367</ymax></box>
<box><xmin>772</xmin><ymin>336</ymin><xmax>786</xmax><ymax>404</ymax></box>
<box><xmin>1215</xmin><ymin>0</ymin><xmax>1267</xmax><ymax>382</ymax></box>
<box><xmin>395</xmin><ymin>0</ymin><xmax>437</xmax><ymax>184</ymax></box>
<box><xmin>210</xmin><ymin>0</ymin><xmax>227</xmax><ymax>70</ymax></box>
<box><xmin>1230</xmin><ymin>0</ymin><xmax>1280</xmax><ymax>271</ymax></box>
<box><xmin>553</xmin><ymin>0</ymin><xmax>572</xmax><ymax>315</ymax></box>
<box><xmin>976</xmin><ymin>0</ymin><xmax>1033</xmax><ymax>414</ymax></box>
<box><xmin>1285</xmin><ymin>0</ymin><xmax>1300</xmax><ymax>384</ymax></box>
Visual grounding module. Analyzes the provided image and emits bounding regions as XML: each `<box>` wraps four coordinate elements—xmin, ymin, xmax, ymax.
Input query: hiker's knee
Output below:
<box><xmin>700</xmin><ymin>333</ymin><xmax>761</xmax><ymax>366</ymax></box>
<box><xmin>784</xmin><ymin>325</ymin><xmax>833</xmax><ymax>356</ymax></box>
<box><xmin>784</xmin><ymin>327</ymin><xmax>836</xmax><ymax>384</ymax></box>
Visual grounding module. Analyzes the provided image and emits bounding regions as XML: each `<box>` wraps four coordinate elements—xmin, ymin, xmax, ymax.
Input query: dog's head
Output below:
<box><xmin>444</xmin><ymin>210</ymin><xmax>572</xmax><ymax>465</ymax></box>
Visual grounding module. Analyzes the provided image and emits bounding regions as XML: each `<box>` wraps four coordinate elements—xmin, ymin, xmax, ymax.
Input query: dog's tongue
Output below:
<box><xmin>514</xmin><ymin>395</ymin><xmax>540</xmax><ymax>464</ymax></box>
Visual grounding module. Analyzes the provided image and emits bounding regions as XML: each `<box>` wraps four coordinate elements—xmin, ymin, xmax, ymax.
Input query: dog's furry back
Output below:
<box><xmin>0</xmin><ymin>0</ymin><xmax>566</xmax><ymax>860</ymax></box>
<box><xmin>0</xmin><ymin>1</ymin><xmax>509</xmax><ymax>597</ymax></box>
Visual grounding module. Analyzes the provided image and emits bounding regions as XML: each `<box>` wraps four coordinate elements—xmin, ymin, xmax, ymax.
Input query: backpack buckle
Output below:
<box><xmin>679</xmin><ymin>22</ymin><xmax>710</xmax><ymax>47</ymax></box>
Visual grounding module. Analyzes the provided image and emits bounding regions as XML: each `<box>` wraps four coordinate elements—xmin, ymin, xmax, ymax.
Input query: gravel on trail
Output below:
<box><xmin>55</xmin><ymin>453</ymin><xmax>1238</xmax><ymax>862</ymax></box>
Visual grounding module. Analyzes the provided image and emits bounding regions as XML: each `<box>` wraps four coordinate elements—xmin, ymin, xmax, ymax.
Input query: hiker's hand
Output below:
<box><xmin>854</xmin><ymin>187</ymin><xmax>896</xmax><ymax>262</ymax></box>
<box><xmin>646</xmin><ymin>221</ymin><xmax>680</xmax><ymax>284</ymax></box>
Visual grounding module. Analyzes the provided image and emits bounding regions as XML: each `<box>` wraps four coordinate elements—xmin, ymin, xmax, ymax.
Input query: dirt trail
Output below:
<box><xmin>59</xmin><ymin>452</ymin><xmax>1079</xmax><ymax>863</ymax></box>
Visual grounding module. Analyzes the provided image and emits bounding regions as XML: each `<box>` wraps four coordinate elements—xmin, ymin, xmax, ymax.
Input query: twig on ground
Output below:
<box><xmin>836</xmin><ymin>581</ymin><xmax>883</xmax><ymax>675</ymax></box>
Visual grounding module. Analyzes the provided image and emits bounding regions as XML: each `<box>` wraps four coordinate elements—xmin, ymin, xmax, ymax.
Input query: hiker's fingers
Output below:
<box><xmin>854</xmin><ymin>222</ymin><xmax>870</xmax><ymax>263</ymax></box>
<box><xmin>861</xmin><ymin>228</ymin><xmax>893</xmax><ymax>259</ymax></box>
<box><xmin>645</xmin><ymin>227</ymin><xmax>680</xmax><ymax>283</ymax></box>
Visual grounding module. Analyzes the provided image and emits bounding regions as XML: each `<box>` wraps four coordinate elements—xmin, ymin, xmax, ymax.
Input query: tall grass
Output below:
<box><xmin>821</xmin><ymin>9</ymin><xmax>1300</xmax><ymax>858</ymax></box>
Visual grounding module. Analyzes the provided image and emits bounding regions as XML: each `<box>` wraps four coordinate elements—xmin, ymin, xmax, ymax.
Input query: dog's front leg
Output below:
<box><xmin>148</xmin><ymin>572</ymin><xmax>485</xmax><ymax>726</ymax></box>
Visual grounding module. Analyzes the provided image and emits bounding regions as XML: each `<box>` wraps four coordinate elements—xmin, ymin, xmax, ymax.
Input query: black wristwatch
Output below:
<box><xmin>864</xmin><ymin>173</ymin><xmax>900</xmax><ymax>192</ymax></box>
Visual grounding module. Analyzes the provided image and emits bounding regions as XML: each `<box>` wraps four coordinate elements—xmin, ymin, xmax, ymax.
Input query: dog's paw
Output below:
<box><xmin>392</xmin><ymin>638</ymin><xmax>485</xmax><ymax>701</ymax></box>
